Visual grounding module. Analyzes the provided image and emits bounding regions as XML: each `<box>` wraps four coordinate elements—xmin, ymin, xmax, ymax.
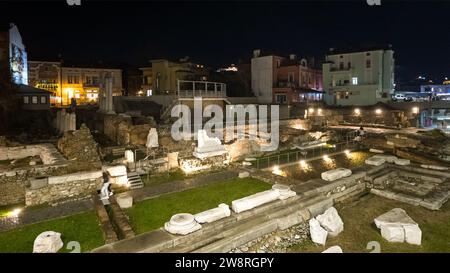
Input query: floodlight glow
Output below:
<box><xmin>8</xmin><ymin>208</ymin><xmax>22</xmax><ymax>217</ymax></box>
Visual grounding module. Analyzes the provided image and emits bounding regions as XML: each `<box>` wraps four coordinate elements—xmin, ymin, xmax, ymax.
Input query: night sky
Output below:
<box><xmin>1</xmin><ymin>0</ymin><xmax>449</xmax><ymax>82</ymax></box>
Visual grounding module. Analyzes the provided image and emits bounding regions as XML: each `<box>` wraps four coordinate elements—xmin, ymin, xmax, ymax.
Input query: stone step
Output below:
<box><xmin>127</xmin><ymin>172</ymin><xmax>144</xmax><ymax>189</ymax></box>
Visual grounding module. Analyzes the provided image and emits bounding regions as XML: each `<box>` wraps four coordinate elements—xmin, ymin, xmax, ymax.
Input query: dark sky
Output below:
<box><xmin>1</xmin><ymin>0</ymin><xmax>450</xmax><ymax>82</ymax></box>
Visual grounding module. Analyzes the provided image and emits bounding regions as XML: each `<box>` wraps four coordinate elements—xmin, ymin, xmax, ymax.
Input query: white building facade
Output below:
<box><xmin>323</xmin><ymin>46</ymin><xmax>395</xmax><ymax>106</ymax></box>
<box><xmin>251</xmin><ymin>50</ymin><xmax>280</xmax><ymax>104</ymax></box>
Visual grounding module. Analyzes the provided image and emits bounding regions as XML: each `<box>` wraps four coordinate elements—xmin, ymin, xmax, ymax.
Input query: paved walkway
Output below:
<box><xmin>0</xmin><ymin>199</ymin><xmax>93</xmax><ymax>232</ymax></box>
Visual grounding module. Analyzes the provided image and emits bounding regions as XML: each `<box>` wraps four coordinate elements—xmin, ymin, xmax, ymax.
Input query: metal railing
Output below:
<box><xmin>254</xmin><ymin>140</ymin><xmax>359</xmax><ymax>170</ymax></box>
<box><xmin>177</xmin><ymin>80</ymin><xmax>226</xmax><ymax>98</ymax></box>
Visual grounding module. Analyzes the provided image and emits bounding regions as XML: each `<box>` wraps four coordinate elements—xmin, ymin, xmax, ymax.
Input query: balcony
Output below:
<box><xmin>274</xmin><ymin>80</ymin><xmax>298</xmax><ymax>88</ymax></box>
<box><xmin>177</xmin><ymin>80</ymin><xmax>226</xmax><ymax>98</ymax></box>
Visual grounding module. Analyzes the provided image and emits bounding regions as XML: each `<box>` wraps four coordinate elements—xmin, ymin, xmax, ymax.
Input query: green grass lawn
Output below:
<box><xmin>288</xmin><ymin>194</ymin><xmax>450</xmax><ymax>253</ymax></box>
<box><xmin>0</xmin><ymin>212</ymin><xmax>104</xmax><ymax>253</ymax></box>
<box><xmin>141</xmin><ymin>169</ymin><xmax>191</xmax><ymax>187</ymax></box>
<box><xmin>125</xmin><ymin>177</ymin><xmax>272</xmax><ymax>234</ymax></box>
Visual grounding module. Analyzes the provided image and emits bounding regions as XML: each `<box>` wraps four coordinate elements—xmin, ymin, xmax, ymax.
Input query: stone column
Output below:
<box><xmin>59</xmin><ymin>109</ymin><xmax>67</xmax><ymax>133</ymax></box>
<box><xmin>98</xmin><ymin>72</ymin><xmax>116</xmax><ymax>114</ymax></box>
<box><xmin>64</xmin><ymin>111</ymin><xmax>71</xmax><ymax>132</ymax></box>
<box><xmin>69</xmin><ymin>113</ymin><xmax>76</xmax><ymax>131</ymax></box>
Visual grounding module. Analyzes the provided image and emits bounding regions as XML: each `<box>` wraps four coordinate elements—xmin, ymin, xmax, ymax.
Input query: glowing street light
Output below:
<box><xmin>412</xmin><ymin>107</ymin><xmax>419</xmax><ymax>114</ymax></box>
<box><xmin>354</xmin><ymin>108</ymin><xmax>361</xmax><ymax>115</ymax></box>
<box><xmin>308</xmin><ymin>108</ymin><xmax>314</xmax><ymax>114</ymax></box>
<box><xmin>8</xmin><ymin>208</ymin><xmax>22</xmax><ymax>217</ymax></box>
<box><xmin>375</xmin><ymin>109</ymin><xmax>382</xmax><ymax>115</ymax></box>
<box><xmin>344</xmin><ymin>149</ymin><xmax>351</xmax><ymax>156</ymax></box>
<box><xmin>317</xmin><ymin>108</ymin><xmax>322</xmax><ymax>115</ymax></box>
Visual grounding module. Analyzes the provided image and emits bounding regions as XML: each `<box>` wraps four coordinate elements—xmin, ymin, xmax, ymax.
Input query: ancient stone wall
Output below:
<box><xmin>57</xmin><ymin>124</ymin><xmax>101</xmax><ymax>169</ymax></box>
<box><xmin>25</xmin><ymin>171</ymin><xmax>103</xmax><ymax>206</ymax></box>
<box><xmin>0</xmin><ymin>165</ymin><xmax>69</xmax><ymax>206</ymax></box>
<box><xmin>103</xmin><ymin>114</ymin><xmax>156</xmax><ymax>146</ymax></box>
<box><xmin>0</xmin><ymin>174</ymin><xmax>26</xmax><ymax>206</ymax></box>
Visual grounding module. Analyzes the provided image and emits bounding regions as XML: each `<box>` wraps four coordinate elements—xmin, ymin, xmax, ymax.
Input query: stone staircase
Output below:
<box><xmin>127</xmin><ymin>172</ymin><xmax>144</xmax><ymax>189</ymax></box>
<box><xmin>111</xmin><ymin>147</ymin><xmax>126</xmax><ymax>157</ymax></box>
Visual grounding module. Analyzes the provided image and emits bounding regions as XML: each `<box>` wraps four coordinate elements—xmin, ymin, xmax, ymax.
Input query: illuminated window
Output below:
<box><xmin>32</xmin><ymin>96</ymin><xmax>38</xmax><ymax>104</ymax></box>
<box><xmin>352</xmin><ymin>77</ymin><xmax>358</xmax><ymax>85</ymax></box>
<box><xmin>23</xmin><ymin>96</ymin><xmax>29</xmax><ymax>104</ymax></box>
<box><xmin>40</xmin><ymin>96</ymin><xmax>46</xmax><ymax>104</ymax></box>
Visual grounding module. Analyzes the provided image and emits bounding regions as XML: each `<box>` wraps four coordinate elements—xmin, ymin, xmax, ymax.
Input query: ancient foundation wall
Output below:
<box><xmin>25</xmin><ymin>171</ymin><xmax>103</xmax><ymax>206</ymax></box>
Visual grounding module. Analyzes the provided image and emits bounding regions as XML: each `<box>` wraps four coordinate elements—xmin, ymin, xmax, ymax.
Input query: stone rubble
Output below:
<box><xmin>309</xmin><ymin>218</ymin><xmax>328</xmax><ymax>245</ymax></box>
<box><xmin>374</xmin><ymin>208</ymin><xmax>422</xmax><ymax>245</ymax></box>
<box><xmin>316</xmin><ymin>207</ymin><xmax>344</xmax><ymax>237</ymax></box>
<box><xmin>229</xmin><ymin>222</ymin><xmax>310</xmax><ymax>253</ymax></box>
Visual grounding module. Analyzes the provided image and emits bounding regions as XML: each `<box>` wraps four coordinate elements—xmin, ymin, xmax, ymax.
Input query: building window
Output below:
<box><xmin>347</xmin><ymin>62</ymin><xmax>351</xmax><ymax>69</ymax></box>
<box><xmin>276</xmin><ymin>94</ymin><xmax>287</xmax><ymax>104</ymax></box>
<box><xmin>276</xmin><ymin>59</ymin><xmax>281</xmax><ymax>68</ymax></box>
<box><xmin>352</xmin><ymin>77</ymin><xmax>358</xmax><ymax>85</ymax></box>
<box><xmin>68</xmin><ymin>76</ymin><xmax>73</xmax><ymax>84</ymax></box>
<box><xmin>32</xmin><ymin>96</ymin><xmax>38</xmax><ymax>104</ymax></box>
<box><xmin>339</xmin><ymin>62</ymin><xmax>344</xmax><ymax>70</ymax></box>
<box><xmin>23</xmin><ymin>96</ymin><xmax>29</xmax><ymax>104</ymax></box>
<box><xmin>40</xmin><ymin>96</ymin><xmax>46</xmax><ymax>104</ymax></box>
<box><xmin>366</xmin><ymin>52</ymin><xmax>371</xmax><ymax>56</ymax></box>
<box><xmin>366</xmin><ymin>59</ymin><xmax>371</xmax><ymax>68</ymax></box>
<box><xmin>288</xmin><ymin>72</ymin><xmax>294</xmax><ymax>83</ymax></box>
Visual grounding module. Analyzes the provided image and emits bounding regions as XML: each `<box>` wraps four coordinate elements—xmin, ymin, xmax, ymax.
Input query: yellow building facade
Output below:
<box><xmin>28</xmin><ymin>61</ymin><xmax>122</xmax><ymax>106</ymax></box>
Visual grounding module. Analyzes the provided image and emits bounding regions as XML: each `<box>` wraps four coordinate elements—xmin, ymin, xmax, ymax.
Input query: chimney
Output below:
<box><xmin>253</xmin><ymin>49</ymin><xmax>261</xmax><ymax>58</ymax></box>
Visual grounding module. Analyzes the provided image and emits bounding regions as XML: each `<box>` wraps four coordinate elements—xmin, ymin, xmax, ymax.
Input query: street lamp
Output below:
<box><xmin>354</xmin><ymin>108</ymin><xmax>361</xmax><ymax>115</ymax></box>
<box><xmin>375</xmin><ymin>109</ymin><xmax>382</xmax><ymax>115</ymax></box>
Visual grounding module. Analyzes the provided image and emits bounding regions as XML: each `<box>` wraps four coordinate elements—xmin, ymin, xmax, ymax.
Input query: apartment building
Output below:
<box><xmin>322</xmin><ymin>45</ymin><xmax>395</xmax><ymax>106</ymax></box>
<box><xmin>251</xmin><ymin>50</ymin><xmax>323</xmax><ymax>104</ymax></box>
<box><xmin>140</xmin><ymin>57</ymin><xmax>209</xmax><ymax>96</ymax></box>
<box><xmin>28</xmin><ymin>61</ymin><xmax>122</xmax><ymax>106</ymax></box>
